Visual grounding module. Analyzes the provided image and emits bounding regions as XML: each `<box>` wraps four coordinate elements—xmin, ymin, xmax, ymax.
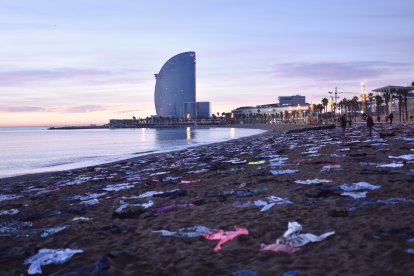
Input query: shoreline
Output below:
<box><xmin>0</xmin><ymin>124</ymin><xmax>305</xmax><ymax>185</ymax></box>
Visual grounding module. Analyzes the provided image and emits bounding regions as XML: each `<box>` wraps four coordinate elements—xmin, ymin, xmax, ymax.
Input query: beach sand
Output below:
<box><xmin>1</xmin><ymin>122</ymin><xmax>413</xmax><ymax>275</ymax></box>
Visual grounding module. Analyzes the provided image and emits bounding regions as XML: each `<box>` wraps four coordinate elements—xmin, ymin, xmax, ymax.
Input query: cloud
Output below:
<box><xmin>0</xmin><ymin>104</ymin><xmax>107</xmax><ymax>113</ymax></box>
<box><xmin>60</xmin><ymin>105</ymin><xmax>108</xmax><ymax>113</ymax></box>
<box><xmin>114</xmin><ymin>109</ymin><xmax>141</xmax><ymax>114</ymax></box>
<box><xmin>273</xmin><ymin>61</ymin><xmax>412</xmax><ymax>81</ymax></box>
<box><xmin>0</xmin><ymin>68</ymin><xmax>143</xmax><ymax>86</ymax></box>
<box><xmin>0</xmin><ymin>106</ymin><xmax>46</xmax><ymax>112</ymax></box>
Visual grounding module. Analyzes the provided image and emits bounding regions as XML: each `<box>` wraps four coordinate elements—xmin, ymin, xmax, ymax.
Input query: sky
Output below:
<box><xmin>1</xmin><ymin>0</ymin><xmax>413</xmax><ymax>126</ymax></box>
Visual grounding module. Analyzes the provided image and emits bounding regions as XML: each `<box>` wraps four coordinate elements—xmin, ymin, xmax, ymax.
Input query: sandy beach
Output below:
<box><xmin>1</xmin><ymin>122</ymin><xmax>413</xmax><ymax>275</ymax></box>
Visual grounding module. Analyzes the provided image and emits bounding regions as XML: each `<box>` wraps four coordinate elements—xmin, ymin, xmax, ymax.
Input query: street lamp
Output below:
<box><xmin>360</xmin><ymin>81</ymin><xmax>367</xmax><ymax>114</ymax></box>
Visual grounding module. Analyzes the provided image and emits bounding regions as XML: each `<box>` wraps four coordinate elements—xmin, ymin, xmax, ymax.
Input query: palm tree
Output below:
<box><xmin>397</xmin><ymin>90</ymin><xmax>403</xmax><ymax>122</ymax></box>
<box><xmin>401</xmin><ymin>88</ymin><xmax>409</xmax><ymax>121</ymax></box>
<box><xmin>367</xmin><ymin>92</ymin><xmax>374</xmax><ymax>115</ymax></box>
<box><xmin>375</xmin><ymin>95</ymin><xmax>383</xmax><ymax>118</ymax></box>
<box><xmin>284</xmin><ymin>110</ymin><xmax>289</xmax><ymax>123</ymax></box>
<box><xmin>338</xmin><ymin>98</ymin><xmax>347</xmax><ymax>114</ymax></box>
<box><xmin>322</xmin><ymin>98</ymin><xmax>328</xmax><ymax>114</ymax></box>
<box><xmin>383</xmin><ymin>91</ymin><xmax>391</xmax><ymax>116</ymax></box>
<box><xmin>350</xmin><ymin>96</ymin><xmax>358</xmax><ymax>122</ymax></box>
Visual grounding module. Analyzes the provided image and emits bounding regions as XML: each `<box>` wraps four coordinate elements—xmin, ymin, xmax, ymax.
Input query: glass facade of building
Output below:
<box><xmin>154</xmin><ymin>52</ymin><xmax>196</xmax><ymax>118</ymax></box>
<box><xmin>279</xmin><ymin>95</ymin><xmax>306</xmax><ymax>106</ymax></box>
<box><xmin>196</xmin><ymin>102</ymin><xmax>211</xmax><ymax>118</ymax></box>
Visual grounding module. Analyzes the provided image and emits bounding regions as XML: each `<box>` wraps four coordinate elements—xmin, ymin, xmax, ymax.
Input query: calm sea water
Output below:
<box><xmin>0</xmin><ymin>126</ymin><xmax>264</xmax><ymax>178</ymax></box>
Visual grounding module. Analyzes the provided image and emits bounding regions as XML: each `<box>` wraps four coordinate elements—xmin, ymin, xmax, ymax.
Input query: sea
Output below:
<box><xmin>0</xmin><ymin>126</ymin><xmax>265</xmax><ymax>179</ymax></box>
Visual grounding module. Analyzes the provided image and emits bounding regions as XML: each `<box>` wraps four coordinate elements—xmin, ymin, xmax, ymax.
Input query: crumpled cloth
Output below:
<box><xmin>254</xmin><ymin>196</ymin><xmax>293</xmax><ymax>212</ymax></box>
<box><xmin>295</xmin><ymin>179</ymin><xmax>331</xmax><ymax>185</ymax></box>
<box><xmin>115</xmin><ymin>200</ymin><xmax>154</xmax><ymax>213</ymax></box>
<box><xmin>24</xmin><ymin>248</ymin><xmax>83</xmax><ymax>274</ymax></box>
<box><xmin>270</xmin><ymin>169</ymin><xmax>298</xmax><ymax>175</ymax></box>
<box><xmin>276</xmin><ymin>221</ymin><xmax>335</xmax><ymax>248</ymax></box>
<box><xmin>339</xmin><ymin>182</ymin><xmax>380</xmax><ymax>191</ymax></box>
<box><xmin>260</xmin><ymin>243</ymin><xmax>300</xmax><ymax>254</ymax></box>
<box><xmin>153</xmin><ymin>225</ymin><xmax>210</xmax><ymax>238</ymax></box>
<box><xmin>41</xmin><ymin>225</ymin><xmax>68</xmax><ymax>238</ymax></box>
<box><xmin>233</xmin><ymin>196</ymin><xmax>292</xmax><ymax>212</ymax></box>
<box><xmin>102</xmin><ymin>183</ymin><xmax>134</xmax><ymax>192</ymax></box>
<box><xmin>341</xmin><ymin>191</ymin><xmax>367</xmax><ymax>199</ymax></box>
<box><xmin>203</xmin><ymin>227</ymin><xmax>249</xmax><ymax>252</ymax></box>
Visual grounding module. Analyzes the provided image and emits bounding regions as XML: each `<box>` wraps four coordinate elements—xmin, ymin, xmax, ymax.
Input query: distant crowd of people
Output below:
<box><xmin>339</xmin><ymin>112</ymin><xmax>395</xmax><ymax>137</ymax></box>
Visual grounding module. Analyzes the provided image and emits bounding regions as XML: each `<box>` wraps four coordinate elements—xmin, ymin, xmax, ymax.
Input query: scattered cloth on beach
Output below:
<box><xmin>294</xmin><ymin>179</ymin><xmax>331</xmax><ymax>185</ymax></box>
<box><xmin>150</xmin><ymin>171</ymin><xmax>169</xmax><ymax>176</ymax></box>
<box><xmin>0</xmin><ymin>220</ymin><xmax>33</xmax><ymax>236</ymax></box>
<box><xmin>331</xmin><ymin>153</ymin><xmax>347</xmax><ymax>158</ymax></box>
<box><xmin>237</xmin><ymin>188</ymin><xmax>268</xmax><ymax>197</ymax></box>
<box><xmin>389</xmin><ymin>154</ymin><xmax>414</xmax><ymax>161</ymax></box>
<box><xmin>283</xmin><ymin>270</ymin><xmax>300</xmax><ymax>276</ymax></box>
<box><xmin>339</xmin><ymin>182</ymin><xmax>380</xmax><ymax>191</ymax></box>
<box><xmin>341</xmin><ymin>191</ymin><xmax>367</xmax><ymax>199</ymax></box>
<box><xmin>187</xmin><ymin>169</ymin><xmax>209</xmax><ymax>174</ymax></box>
<box><xmin>103</xmin><ymin>183</ymin><xmax>134</xmax><ymax>192</ymax></box>
<box><xmin>153</xmin><ymin>203</ymin><xmax>194</xmax><ymax>214</ymax></box>
<box><xmin>232</xmin><ymin>269</ymin><xmax>257</xmax><ymax>276</ymax></box>
<box><xmin>80</xmin><ymin>198</ymin><xmax>100</xmax><ymax>205</ymax></box>
<box><xmin>0</xmin><ymin>208</ymin><xmax>19</xmax><ymax>216</ymax></box>
<box><xmin>71</xmin><ymin>216</ymin><xmax>92</xmax><ymax>222</ymax></box>
<box><xmin>153</xmin><ymin>189</ymin><xmax>187</xmax><ymax>198</ymax></box>
<box><xmin>376</xmin><ymin>198</ymin><xmax>414</xmax><ymax>205</ymax></box>
<box><xmin>24</xmin><ymin>248</ymin><xmax>83</xmax><ymax>275</ymax></box>
<box><xmin>203</xmin><ymin>227</ymin><xmax>249</xmax><ymax>252</ymax></box>
<box><xmin>276</xmin><ymin>221</ymin><xmax>335</xmax><ymax>248</ymax></box>
<box><xmin>270</xmin><ymin>169</ymin><xmax>298</xmax><ymax>175</ymax></box>
<box><xmin>162</xmin><ymin>176</ymin><xmax>182</xmax><ymax>182</ymax></box>
<box><xmin>115</xmin><ymin>200</ymin><xmax>154</xmax><ymax>213</ymax></box>
<box><xmin>406</xmin><ymin>248</ymin><xmax>414</xmax><ymax>254</ymax></box>
<box><xmin>55</xmin><ymin>176</ymin><xmax>91</xmax><ymax>187</ymax></box>
<box><xmin>233</xmin><ymin>196</ymin><xmax>292</xmax><ymax>212</ymax></box>
<box><xmin>153</xmin><ymin>225</ymin><xmax>210</xmax><ymax>238</ymax></box>
<box><xmin>260</xmin><ymin>243</ymin><xmax>300</xmax><ymax>254</ymax></box>
<box><xmin>77</xmin><ymin>192</ymin><xmax>108</xmax><ymax>201</ymax></box>
<box><xmin>377</xmin><ymin>162</ymin><xmax>404</xmax><ymax>168</ymax></box>
<box><xmin>321</xmin><ymin>165</ymin><xmax>342</xmax><ymax>172</ymax></box>
<box><xmin>122</xmin><ymin>189</ymin><xmax>178</xmax><ymax>199</ymax></box>
<box><xmin>254</xmin><ymin>196</ymin><xmax>293</xmax><ymax>212</ymax></box>
<box><xmin>180</xmin><ymin>179</ymin><xmax>201</xmax><ymax>184</ymax></box>
<box><xmin>248</xmin><ymin>160</ymin><xmax>266</xmax><ymax>165</ymax></box>
<box><xmin>41</xmin><ymin>225</ymin><xmax>68</xmax><ymax>238</ymax></box>
<box><xmin>207</xmin><ymin>188</ymin><xmax>268</xmax><ymax>198</ymax></box>
<box><xmin>0</xmin><ymin>194</ymin><xmax>22</xmax><ymax>202</ymax></box>
<box><xmin>224</xmin><ymin>159</ymin><xmax>247</xmax><ymax>164</ymax></box>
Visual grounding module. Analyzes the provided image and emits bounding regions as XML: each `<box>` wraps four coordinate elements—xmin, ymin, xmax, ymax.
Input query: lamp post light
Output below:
<box><xmin>360</xmin><ymin>81</ymin><xmax>367</xmax><ymax>114</ymax></box>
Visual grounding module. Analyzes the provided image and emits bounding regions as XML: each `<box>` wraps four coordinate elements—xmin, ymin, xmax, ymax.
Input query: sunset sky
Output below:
<box><xmin>1</xmin><ymin>0</ymin><xmax>413</xmax><ymax>126</ymax></box>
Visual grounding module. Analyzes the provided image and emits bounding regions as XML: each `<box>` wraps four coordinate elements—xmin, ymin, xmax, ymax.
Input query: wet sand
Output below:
<box><xmin>1</xmin><ymin>122</ymin><xmax>413</xmax><ymax>275</ymax></box>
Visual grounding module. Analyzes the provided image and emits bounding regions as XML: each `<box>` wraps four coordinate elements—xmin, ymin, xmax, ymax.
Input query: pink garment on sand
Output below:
<box><xmin>260</xmin><ymin>243</ymin><xmax>300</xmax><ymax>254</ymax></box>
<box><xmin>203</xmin><ymin>227</ymin><xmax>249</xmax><ymax>252</ymax></box>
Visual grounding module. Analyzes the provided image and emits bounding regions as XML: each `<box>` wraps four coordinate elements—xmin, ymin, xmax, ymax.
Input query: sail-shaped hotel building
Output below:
<box><xmin>154</xmin><ymin>52</ymin><xmax>210</xmax><ymax>118</ymax></box>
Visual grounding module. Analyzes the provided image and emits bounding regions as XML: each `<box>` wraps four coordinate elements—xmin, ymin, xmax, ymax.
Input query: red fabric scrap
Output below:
<box><xmin>203</xmin><ymin>227</ymin><xmax>249</xmax><ymax>252</ymax></box>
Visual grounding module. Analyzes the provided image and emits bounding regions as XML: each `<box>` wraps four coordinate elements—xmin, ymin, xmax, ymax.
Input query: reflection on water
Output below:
<box><xmin>186</xmin><ymin>127</ymin><xmax>191</xmax><ymax>142</ymax></box>
<box><xmin>154</xmin><ymin>127</ymin><xmax>196</xmax><ymax>142</ymax></box>
<box><xmin>0</xmin><ymin>126</ymin><xmax>264</xmax><ymax>178</ymax></box>
<box><xmin>141</xmin><ymin>128</ymin><xmax>147</xmax><ymax>142</ymax></box>
<box><xmin>230</xmin><ymin>128</ymin><xmax>235</xmax><ymax>139</ymax></box>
